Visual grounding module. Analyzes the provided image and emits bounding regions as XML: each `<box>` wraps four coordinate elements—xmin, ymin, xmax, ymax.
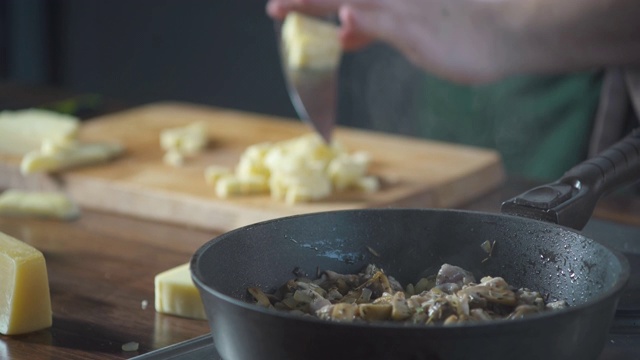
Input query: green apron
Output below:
<box><xmin>415</xmin><ymin>72</ymin><xmax>603</xmax><ymax>181</ymax></box>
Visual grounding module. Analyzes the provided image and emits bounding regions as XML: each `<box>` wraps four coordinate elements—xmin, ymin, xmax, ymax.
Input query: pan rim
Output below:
<box><xmin>191</xmin><ymin>208</ymin><xmax>631</xmax><ymax>331</ymax></box>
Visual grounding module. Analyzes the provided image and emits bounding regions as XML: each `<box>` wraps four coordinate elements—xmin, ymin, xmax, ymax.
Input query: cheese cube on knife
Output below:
<box><xmin>0</xmin><ymin>231</ymin><xmax>52</xmax><ymax>335</ymax></box>
<box><xmin>282</xmin><ymin>12</ymin><xmax>342</xmax><ymax>69</ymax></box>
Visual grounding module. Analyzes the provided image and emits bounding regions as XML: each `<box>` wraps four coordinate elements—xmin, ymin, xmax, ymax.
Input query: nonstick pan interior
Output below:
<box><xmin>194</xmin><ymin>209</ymin><xmax>626</xmax><ymax>308</ymax></box>
<box><xmin>192</xmin><ymin>209</ymin><xmax>629</xmax><ymax>360</ymax></box>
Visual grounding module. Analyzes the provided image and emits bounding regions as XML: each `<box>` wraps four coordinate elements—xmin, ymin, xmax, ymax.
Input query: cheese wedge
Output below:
<box><xmin>0</xmin><ymin>231</ymin><xmax>52</xmax><ymax>335</ymax></box>
<box><xmin>154</xmin><ymin>263</ymin><xmax>206</xmax><ymax>320</ymax></box>
<box><xmin>0</xmin><ymin>190</ymin><xmax>80</xmax><ymax>220</ymax></box>
<box><xmin>20</xmin><ymin>142</ymin><xmax>123</xmax><ymax>175</ymax></box>
<box><xmin>282</xmin><ymin>12</ymin><xmax>341</xmax><ymax>69</ymax></box>
<box><xmin>0</xmin><ymin>109</ymin><xmax>79</xmax><ymax>155</ymax></box>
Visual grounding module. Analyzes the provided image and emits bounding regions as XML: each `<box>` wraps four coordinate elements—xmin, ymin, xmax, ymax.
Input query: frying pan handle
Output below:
<box><xmin>501</xmin><ymin>127</ymin><xmax>640</xmax><ymax>230</ymax></box>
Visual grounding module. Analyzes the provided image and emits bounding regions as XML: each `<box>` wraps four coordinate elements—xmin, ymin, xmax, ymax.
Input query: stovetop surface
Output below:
<box><xmin>132</xmin><ymin>332</ymin><xmax>640</xmax><ymax>360</ymax></box>
<box><xmin>133</xmin><ymin>218</ymin><xmax>640</xmax><ymax>360</ymax></box>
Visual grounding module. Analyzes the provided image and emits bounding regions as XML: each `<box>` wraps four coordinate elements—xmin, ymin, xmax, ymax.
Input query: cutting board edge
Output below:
<box><xmin>0</xmin><ymin>102</ymin><xmax>508</xmax><ymax>232</ymax></box>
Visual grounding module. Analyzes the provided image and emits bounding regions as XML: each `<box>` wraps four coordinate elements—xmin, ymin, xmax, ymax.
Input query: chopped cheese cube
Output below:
<box><xmin>206</xmin><ymin>133</ymin><xmax>378</xmax><ymax>203</ymax></box>
<box><xmin>0</xmin><ymin>109</ymin><xmax>79</xmax><ymax>155</ymax></box>
<box><xmin>160</xmin><ymin>122</ymin><xmax>209</xmax><ymax>167</ymax></box>
<box><xmin>0</xmin><ymin>190</ymin><xmax>80</xmax><ymax>220</ymax></box>
<box><xmin>215</xmin><ymin>175</ymin><xmax>269</xmax><ymax>198</ymax></box>
<box><xmin>163</xmin><ymin>149</ymin><xmax>185</xmax><ymax>167</ymax></box>
<box><xmin>355</xmin><ymin>176</ymin><xmax>380</xmax><ymax>193</ymax></box>
<box><xmin>282</xmin><ymin>12</ymin><xmax>341</xmax><ymax>69</ymax></box>
<box><xmin>0</xmin><ymin>231</ymin><xmax>52</xmax><ymax>335</ymax></box>
<box><xmin>237</xmin><ymin>175</ymin><xmax>270</xmax><ymax>193</ymax></box>
<box><xmin>154</xmin><ymin>263</ymin><xmax>206</xmax><ymax>320</ymax></box>
<box><xmin>160</xmin><ymin>122</ymin><xmax>208</xmax><ymax>155</ymax></box>
<box><xmin>204</xmin><ymin>165</ymin><xmax>232</xmax><ymax>185</ymax></box>
<box><xmin>328</xmin><ymin>153</ymin><xmax>369</xmax><ymax>191</ymax></box>
<box><xmin>284</xmin><ymin>181</ymin><xmax>331</xmax><ymax>205</ymax></box>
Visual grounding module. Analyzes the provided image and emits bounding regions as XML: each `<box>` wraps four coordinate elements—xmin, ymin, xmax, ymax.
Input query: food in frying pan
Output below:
<box><xmin>248</xmin><ymin>263</ymin><xmax>568</xmax><ymax>324</ymax></box>
<box><xmin>0</xmin><ymin>230</ymin><xmax>52</xmax><ymax>335</ymax></box>
<box><xmin>206</xmin><ymin>133</ymin><xmax>379</xmax><ymax>204</ymax></box>
<box><xmin>282</xmin><ymin>12</ymin><xmax>341</xmax><ymax>70</ymax></box>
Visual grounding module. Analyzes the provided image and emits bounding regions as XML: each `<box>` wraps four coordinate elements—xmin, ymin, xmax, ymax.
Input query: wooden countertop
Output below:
<box><xmin>0</xmin><ymin>83</ymin><xmax>639</xmax><ymax>359</ymax></box>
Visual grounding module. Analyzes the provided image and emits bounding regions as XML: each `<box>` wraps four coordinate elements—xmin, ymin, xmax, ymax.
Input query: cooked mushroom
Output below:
<box><xmin>249</xmin><ymin>263</ymin><xmax>568</xmax><ymax>326</ymax></box>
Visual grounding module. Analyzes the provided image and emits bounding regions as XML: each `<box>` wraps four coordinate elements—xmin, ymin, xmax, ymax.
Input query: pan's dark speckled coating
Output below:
<box><xmin>192</xmin><ymin>129</ymin><xmax>639</xmax><ymax>360</ymax></box>
<box><xmin>192</xmin><ymin>209</ymin><xmax>628</xmax><ymax>360</ymax></box>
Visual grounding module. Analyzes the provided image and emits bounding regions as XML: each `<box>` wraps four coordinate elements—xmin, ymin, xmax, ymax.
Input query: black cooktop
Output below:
<box><xmin>133</xmin><ymin>218</ymin><xmax>640</xmax><ymax>360</ymax></box>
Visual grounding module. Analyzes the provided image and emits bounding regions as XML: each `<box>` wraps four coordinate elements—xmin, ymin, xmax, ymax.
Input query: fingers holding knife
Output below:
<box><xmin>266</xmin><ymin>0</ymin><xmax>380</xmax><ymax>51</ymax></box>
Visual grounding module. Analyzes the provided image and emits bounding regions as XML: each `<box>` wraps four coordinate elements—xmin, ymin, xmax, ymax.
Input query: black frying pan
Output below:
<box><xmin>192</xmin><ymin>129</ymin><xmax>640</xmax><ymax>360</ymax></box>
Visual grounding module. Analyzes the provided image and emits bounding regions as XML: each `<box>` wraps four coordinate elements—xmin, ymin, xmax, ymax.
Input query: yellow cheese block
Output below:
<box><xmin>0</xmin><ymin>190</ymin><xmax>80</xmax><ymax>220</ymax></box>
<box><xmin>0</xmin><ymin>231</ymin><xmax>52</xmax><ymax>335</ymax></box>
<box><xmin>154</xmin><ymin>263</ymin><xmax>206</xmax><ymax>320</ymax></box>
<box><xmin>0</xmin><ymin>108</ymin><xmax>79</xmax><ymax>155</ymax></box>
<box><xmin>282</xmin><ymin>12</ymin><xmax>341</xmax><ymax>69</ymax></box>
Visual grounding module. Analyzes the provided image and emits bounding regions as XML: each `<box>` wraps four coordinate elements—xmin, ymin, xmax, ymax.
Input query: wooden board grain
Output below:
<box><xmin>0</xmin><ymin>102</ymin><xmax>505</xmax><ymax>231</ymax></box>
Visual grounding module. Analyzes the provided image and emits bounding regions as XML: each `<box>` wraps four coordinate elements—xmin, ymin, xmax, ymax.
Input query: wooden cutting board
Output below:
<box><xmin>0</xmin><ymin>102</ymin><xmax>505</xmax><ymax>231</ymax></box>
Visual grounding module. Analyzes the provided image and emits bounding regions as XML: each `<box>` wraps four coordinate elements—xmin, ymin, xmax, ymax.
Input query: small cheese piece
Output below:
<box><xmin>214</xmin><ymin>176</ymin><xmax>244</xmax><ymax>198</ymax></box>
<box><xmin>204</xmin><ymin>165</ymin><xmax>232</xmax><ymax>186</ymax></box>
<box><xmin>162</xmin><ymin>149</ymin><xmax>185</xmax><ymax>167</ymax></box>
<box><xmin>154</xmin><ymin>263</ymin><xmax>206</xmax><ymax>320</ymax></box>
<box><xmin>354</xmin><ymin>176</ymin><xmax>380</xmax><ymax>193</ymax></box>
<box><xmin>206</xmin><ymin>133</ymin><xmax>378</xmax><ymax>204</ymax></box>
<box><xmin>160</xmin><ymin>122</ymin><xmax>208</xmax><ymax>154</ymax></box>
<box><xmin>282</xmin><ymin>12</ymin><xmax>341</xmax><ymax>69</ymax></box>
<box><xmin>327</xmin><ymin>152</ymin><xmax>370</xmax><ymax>191</ymax></box>
<box><xmin>0</xmin><ymin>231</ymin><xmax>52</xmax><ymax>335</ymax></box>
<box><xmin>0</xmin><ymin>190</ymin><xmax>80</xmax><ymax>220</ymax></box>
<box><xmin>160</xmin><ymin>122</ymin><xmax>208</xmax><ymax>167</ymax></box>
<box><xmin>121</xmin><ymin>341</ymin><xmax>139</xmax><ymax>352</ymax></box>
<box><xmin>20</xmin><ymin>142</ymin><xmax>123</xmax><ymax>175</ymax></box>
<box><xmin>0</xmin><ymin>109</ymin><xmax>79</xmax><ymax>155</ymax></box>
<box><xmin>215</xmin><ymin>175</ymin><xmax>269</xmax><ymax>198</ymax></box>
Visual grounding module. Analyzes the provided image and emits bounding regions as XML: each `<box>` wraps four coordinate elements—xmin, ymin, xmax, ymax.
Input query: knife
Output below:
<box><xmin>274</xmin><ymin>15</ymin><xmax>341</xmax><ymax>143</ymax></box>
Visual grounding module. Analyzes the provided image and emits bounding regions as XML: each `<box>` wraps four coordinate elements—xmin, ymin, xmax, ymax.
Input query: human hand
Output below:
<box><xmin>266</xmin><ymin>0</ymin><xmax>513</xmax><ymax>84</ymax></box>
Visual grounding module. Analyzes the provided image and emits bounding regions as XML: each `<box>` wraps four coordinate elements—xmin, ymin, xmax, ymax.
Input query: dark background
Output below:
<box><xmin>0</xmin><ymin>0</ymin><xmax>423</xmax><ymax>135</ymax></box>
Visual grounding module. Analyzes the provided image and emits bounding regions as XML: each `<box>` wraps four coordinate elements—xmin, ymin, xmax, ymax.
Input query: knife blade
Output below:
<box><xmin>274</xmin><ymin>15</ymin><xmax>341</xmax><ymax>143</ymax></box>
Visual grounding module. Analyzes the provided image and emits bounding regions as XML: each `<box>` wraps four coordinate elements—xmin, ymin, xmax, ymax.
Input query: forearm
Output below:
<box><xmin>498</xmin><ymin>0</ymin><xmax>640</xmax><ymax>76</ymax></box>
